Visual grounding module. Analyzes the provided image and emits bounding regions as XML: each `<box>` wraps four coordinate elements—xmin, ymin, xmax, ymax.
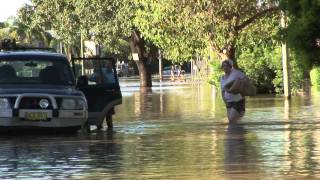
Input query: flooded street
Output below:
<box><xmin>1</xmin><ymin>81</ymin><xmax>320</xmax><ymax>179</ymax></box>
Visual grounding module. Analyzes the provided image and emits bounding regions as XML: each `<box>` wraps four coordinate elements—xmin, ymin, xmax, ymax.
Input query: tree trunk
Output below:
<box><xmin>27</xmin><ymin>32</ymin><xmax>32</xmax><ymax>44</ymax></box>
<box><xmin>216</xmin><ymin>44</ymin><xmax>238</xmax><ymax>68</ymax></box>
<box><xmin>64</xmin><ymin>44</ymin><xmax>73</xmax><ymax>62</ymax></box>
<box><xmin>136</xmin><ymin>60</ymin><xmax>152</xmax><ymax>87</ymax></box>
<box><xmin>129</xmin><ymin>30</ymin><xmax>152</xmax><ymax>88</ymax></box>
<box><xmin>40</xmin><ymin>31</ymin><xmax>49</xmax><ymax>47</ymax></box>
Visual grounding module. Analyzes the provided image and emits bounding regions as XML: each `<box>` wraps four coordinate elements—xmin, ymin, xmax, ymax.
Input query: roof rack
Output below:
<box><xmin>0</xmin><ymin>39</ymin><xmax>57</xmax><ymax>52</ymax></box>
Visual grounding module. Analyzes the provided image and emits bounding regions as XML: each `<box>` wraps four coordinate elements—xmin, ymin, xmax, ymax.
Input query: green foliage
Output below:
<box><xmin>28</xmin><ymin>0</ymin><xmax>156</xmax><ymax>58</ymax></box>
<box><xmin>74</xmin><ymin>0</ymin><xmax>132</xmax><ymax>49</ymax></box>
<box><xmin>235</xmin><ymin>14</ymin><xmax>279</xmax><ymax>93</ymax></box>
<box><xmin>17</xmin><ymin>0</ymin><xmax>309</xmax><ymax>94</ymax></box>
<box><xmin>238</xmin><ymin>46</ymin><xmax>306</xmax><ymax>94</ymax></box>
<box><xmin>134</xmin><ymin>0</ymin><xmax>209</xmax><ymax>61</ymax></box>
<box><xmin>288</xmin><ymin>52</ymin><xmax>307</xmax><ymax>93</ymax></box>
<box><xmin>238</xmin><ymin>47</ymin><xmax>279</xmax><ymax>93</ymax></box>
<box><xmin>310</xmin><ymin>66</ymin><xmax>320</xmax><ymax>86</ymax></box>
<box><xmin>27</xmin><ymin>0</ymin><xmax>129</xmax><ymax>56</ymax></box>
<box><xmin>0</xmin><ymin>18</ymin><xmax>19</xmax><ymax>41</ymax></box>
<box><xmin>280</xmin><ymin>0</ymin><xmax>320</xmax><ymax>65</ymax></box>
<box><xmin>238</xmin><ymin>12</ymin><xmax>305</xmax><ymax>94</ymax></box>
<box><xmin>134</xmin><ymin>0</ymin><xmax>278</xmax><ymax>62</ymax></box>
<box><xmin>30</xmin><ymin>0</ymin><xmax>81</xmax><ymax>46</ymax></box>
<box><xmin>208</xmin><ymin>58</ymin><xmax>223</xmax><ymax>89</ymax></box>
<box><xmin>26</xmin><ymin>0</ymin><xmax>279</xmax><ymax>63</ymax></box>
<box><xmin>49</xmin><ymin>39</ymin><xmax>59</xmax><ymax>49</ymax></box>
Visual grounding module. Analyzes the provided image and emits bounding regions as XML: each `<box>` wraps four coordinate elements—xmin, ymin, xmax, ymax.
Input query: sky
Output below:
<box><xmin>0</xmin><ymin>0</ymin><xmax>31</xmax><ymax>22</ymax></box>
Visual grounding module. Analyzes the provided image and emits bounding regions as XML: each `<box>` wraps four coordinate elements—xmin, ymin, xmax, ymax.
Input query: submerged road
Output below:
<box><xmin>1</xmin><ymin>80</ymin><xmax>320</xmax><ymax>179</ymax></box>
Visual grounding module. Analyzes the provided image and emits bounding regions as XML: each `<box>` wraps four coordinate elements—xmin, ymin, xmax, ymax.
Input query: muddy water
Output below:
<box><xmin>1</xmin><ymin>82</ymin><xmax>320</xmax><ymax>179</ymax></box>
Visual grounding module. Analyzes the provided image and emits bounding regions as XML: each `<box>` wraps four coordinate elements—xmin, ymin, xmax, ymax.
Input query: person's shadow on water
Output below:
<box><xmin>224</xmin><ymin>123</ymin><xmax>259</xmax><ymax>174</ymax></box>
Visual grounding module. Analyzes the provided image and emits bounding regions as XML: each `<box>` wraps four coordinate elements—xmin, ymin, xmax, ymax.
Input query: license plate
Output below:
<box><xmin>25</xmin><ymin>112</ymin><xmax>47</xmax><ymax>121</ymax></box>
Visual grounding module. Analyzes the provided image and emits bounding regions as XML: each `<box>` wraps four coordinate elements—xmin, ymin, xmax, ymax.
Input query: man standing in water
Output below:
<box><xmin>220</xmin><ymin>59</ymin><xmax>246</xmax><ymax>123</ymax></box>
<box><xmin>90</xmin><ymin>61</ymin><xmax>116</xmax><ymax>84</ymax></box>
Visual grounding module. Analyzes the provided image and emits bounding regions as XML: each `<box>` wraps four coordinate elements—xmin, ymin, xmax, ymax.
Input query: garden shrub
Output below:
<box><xmin>310</xmin><ymin>66</ymin><xmax>320</xmax><ymax>86</ymax></box>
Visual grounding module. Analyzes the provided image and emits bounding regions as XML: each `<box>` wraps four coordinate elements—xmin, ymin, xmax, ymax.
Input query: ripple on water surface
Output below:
<box><xmin>1</xmin><ymin>84</ymin><xmax>320</xmax><ymax>179</ymax></box>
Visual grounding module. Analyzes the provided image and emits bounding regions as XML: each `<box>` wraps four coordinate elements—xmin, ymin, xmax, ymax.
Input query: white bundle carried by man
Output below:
<box><xmin>224</xmin><ymin>73</ymin><xmax>256</xmax><ymax>96</ymax></box>
<box><xmin>221</xmin><ymin>59</ymin><xmax>256</xmax><ymax>96</ymax></box>
<box><xmin>224</xmin><ymin>66</ymin><xmax>257</xmax><ymax>96</ymax></box>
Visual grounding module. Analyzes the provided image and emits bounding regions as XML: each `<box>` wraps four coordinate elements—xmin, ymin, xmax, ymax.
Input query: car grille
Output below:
<box><xmin>8</xmin><ymin>97</ymin><xmax>16</xmax><ymax>109</ymax></box>
<box><xmin>19</xmin><ymin>97</ymin><xmax>53</xmax><ymax>109</ymax></box>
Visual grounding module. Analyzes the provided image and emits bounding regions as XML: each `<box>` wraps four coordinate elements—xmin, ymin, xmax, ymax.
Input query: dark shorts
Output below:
<box><xmin>226</xmin><ymin>99</ymin><xmax>245</xmax><ymax>113</ymax></box>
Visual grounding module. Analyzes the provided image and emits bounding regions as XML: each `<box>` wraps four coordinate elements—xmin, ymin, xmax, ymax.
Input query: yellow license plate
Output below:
<box><xmin>25</xmin><ymin>112</ymin><xmax>47</xmax><ymax>121</ymax></box>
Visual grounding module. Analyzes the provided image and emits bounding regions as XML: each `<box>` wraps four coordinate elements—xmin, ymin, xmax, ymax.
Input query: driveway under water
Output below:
<box><xmin>1</xmin><ymin>82</ymin><xmax>320</xmax><ymax>179</ymax></box>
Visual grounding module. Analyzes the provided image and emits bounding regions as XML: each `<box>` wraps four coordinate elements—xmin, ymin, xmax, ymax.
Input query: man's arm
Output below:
<box><xmin>221</xmin><ymin>89</ymin><xmax>227</xmax><ymax>104</ymax></box>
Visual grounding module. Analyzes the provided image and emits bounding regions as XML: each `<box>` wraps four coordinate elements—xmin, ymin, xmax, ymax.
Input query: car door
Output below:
<box><xmin>71</xmin><ymin>57</ymin><xmax>122</xmax><ymax>126</ymax></box>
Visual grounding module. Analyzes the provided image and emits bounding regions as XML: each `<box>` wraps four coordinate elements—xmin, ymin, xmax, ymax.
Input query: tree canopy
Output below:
<box><xmin>134</xmin><ymin>0</ymin><xmax>278</xmax><ymax>62</ymax></box>
<box><xmin>25</xmin><ymin>0</ymin><xmax>279</xmax><ymax>63</ymax></box>
<box><xmin>280</xmin><ymin>0</ymin><xmax>320</xmax><ymax>65</ymax></box>
<box><xmin>26</xmin><ymin>0</ymin><xmax>160</xmax><ymax>87</ymax></box>
<box><xmin>30</xmin><ymin>0</ymin><xmax>81</xmax><ymax>46</ymax></box>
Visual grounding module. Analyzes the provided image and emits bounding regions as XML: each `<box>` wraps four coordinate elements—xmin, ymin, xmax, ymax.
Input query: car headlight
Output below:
<box><xmin>61</xmin><ymin>98</ymin><xmax>86</xmax><ymax>110</ymax></box>
<box><xmin>0</xmin><ymin>98</ymin><xmax>10</xmax><ymax>109</ymax></box>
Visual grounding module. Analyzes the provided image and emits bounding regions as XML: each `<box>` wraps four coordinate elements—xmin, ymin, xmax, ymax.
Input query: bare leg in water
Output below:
<box><xmin>227</xmin><ymin>108</ymin><xmax>244</xmax><ymax>123</ymax></box>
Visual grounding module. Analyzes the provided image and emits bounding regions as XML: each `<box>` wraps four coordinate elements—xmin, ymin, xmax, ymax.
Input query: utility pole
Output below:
<box><xmin>80</xmin><ymin>32</ymin><xmax>84</xmax><ymax>58</ymax></box>
<box><xmin>59</xmin><ymin>41</ymin><xmax>63</xmax><ymax>54</ymax></box>
<box><xmin>80</xmin><ymin>32</ymin><xmax>85</xmax><ymax>75</ymax></box>
<box><xmin>159</xmin><ymin>49</ymin><xmax>163</xmax><ymax>82</ymax></box>
<box><xmin>281</xmin><ymin>11</ymin><xmax>291</xmax><ymax>99</ymax></box>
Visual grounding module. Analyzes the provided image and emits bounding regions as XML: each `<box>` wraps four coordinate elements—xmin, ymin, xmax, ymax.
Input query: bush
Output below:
<box><xmin>237</xmin><ymin>47</ymin><xmax>282</xmax><ymax>93</ymax></box>
<box><xmin>240</xmin><ymin>43</ymin><xmax>308</xmax><ymax>94</ymax></box>
<box><xmin>208</xmin><ymin>59</ymin><xmax>223</xmax><ymax>89</ymax></box>
<box><xmin>310</xmin><ymin>66</ymin><xmax>320</xmax><ymax>86</ymax></box>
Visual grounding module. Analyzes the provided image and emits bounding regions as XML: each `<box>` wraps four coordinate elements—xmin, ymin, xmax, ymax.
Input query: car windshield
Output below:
<box><xmin>0</xmin><ymin>59</ymin><xmax>75</xmax><ymax>85</ymax></box>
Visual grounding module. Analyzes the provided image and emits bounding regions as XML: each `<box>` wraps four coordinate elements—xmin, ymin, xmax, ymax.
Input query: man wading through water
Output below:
<box><xmin>220</xmin><ymin>59</ymin><xmax>246</xmax><ymax>123</ymax></box>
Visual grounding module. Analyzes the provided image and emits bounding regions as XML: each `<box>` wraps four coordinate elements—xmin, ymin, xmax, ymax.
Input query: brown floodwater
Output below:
<box><xmin>1</xmin><ymin>81</ymin><xmax>320</xmax><ymax>179</ymax></box>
